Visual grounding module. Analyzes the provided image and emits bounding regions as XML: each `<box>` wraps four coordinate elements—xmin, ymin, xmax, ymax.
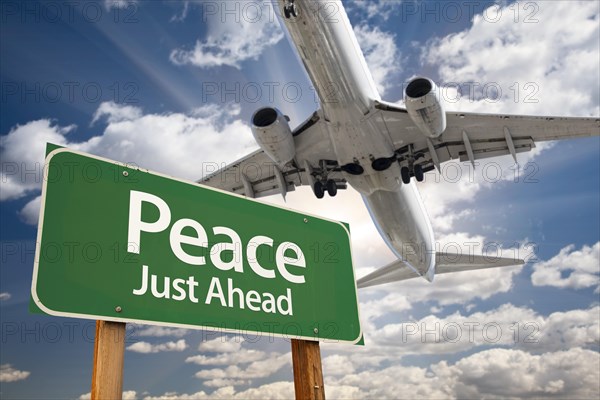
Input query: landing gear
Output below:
<box><xmin>401</xmin><ymin>166</ymin><xmax>411</xmax><ymax>184</ymax></box>
<box><xmin>306</xmin><ymin>159</ymin><xmax>346</xmax><ymax>199</ymax></box>
<box><xmin>313</xmin><ymin>180</ymin><xmax>337</xmax><ymax>199</ymax></box>
<box><xmin>326</xmin><ymin>180</ymin><xmax>338</xmax><ymax>197</ymax></box>
<box><xmin>313</xmin><ymin>181</ymin><xmax>325</xmax><ymax>199</ymax></box>
<box><xmin>414</xmin><ymin>164</ymin><xmax>424</xmax><ymax>182</ymax></box>
<box><xmin>400</xmin><ymin>164</ymin><xmax>424</xmax><ymax>184</ymax></box>
<box><xmin>283</xmin><ymin>1</ymin><xmax>297</xmax><ymax>18</ymax></box>
<box><xmin>396</xmin><ymin>144</ymin><xmax>426</xmax><ymax>184</ymax></box>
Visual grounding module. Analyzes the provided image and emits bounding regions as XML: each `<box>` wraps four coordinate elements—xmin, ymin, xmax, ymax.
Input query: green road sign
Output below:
<box><xmin>31</xmin><ymin>147</ymin><xmax>362</xmax><ymax>344</ymax></box>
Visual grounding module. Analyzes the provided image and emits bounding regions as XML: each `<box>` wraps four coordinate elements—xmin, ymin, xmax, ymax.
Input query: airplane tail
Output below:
<box><xmin>357</xmin><ymin>252</ymin><xmax>523</xmax><ymax>289</ymax></box>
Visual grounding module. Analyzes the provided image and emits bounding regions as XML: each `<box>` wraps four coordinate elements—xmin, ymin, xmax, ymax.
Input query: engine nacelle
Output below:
<box><xmin>251</xmin><ymin>107</ymin><xmax>296</xmax><ymax>166</ymax></box>
<box><xmin>404</xmin><ymin>77</ymin><xmax>447</xmax><ymax>138</ymax></box>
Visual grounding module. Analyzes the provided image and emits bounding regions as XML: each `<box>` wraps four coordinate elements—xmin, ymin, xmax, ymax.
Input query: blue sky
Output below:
<box><xmin>1</xmin><ymin>0</ymin><xmax>599</xmax><ymax>398</ymax></box>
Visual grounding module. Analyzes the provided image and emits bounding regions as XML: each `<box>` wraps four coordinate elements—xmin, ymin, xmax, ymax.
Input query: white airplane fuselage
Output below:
<box><xmin>279</xmin><ymin>0</ymin><xmax>436</xmax><ymax>279</ymax></box>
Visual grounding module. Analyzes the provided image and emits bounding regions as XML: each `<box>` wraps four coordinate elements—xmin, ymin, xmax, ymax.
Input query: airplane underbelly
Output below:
<box><xmin>346</xmin><ymin>170</ymin><xmax>401</xmax><ymax>194</ymax></box>
<box><xmin>325</xmin><ymin>114</ymin><xmax>400</xmax><ymax>193</ymax></box>
<box><xmin>363</xmin><ymin>183</ymin><xmax>436</xmax><ymax>280</ymax></box>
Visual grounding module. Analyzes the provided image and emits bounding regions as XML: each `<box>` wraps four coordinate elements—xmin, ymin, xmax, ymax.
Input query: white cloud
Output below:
<box><xmin>91</xmin><ymin>101</ymin><xmax>143</xmax><ymax>125</ymax></box>
<box><xmin>0</xmin><ymin>292</ymin><xmax>11</xmax><ymax>301</ymax></box>
<box><xmin>79</xmin><ymin>390</ymin><xmax>137</xmax><ymax>400</ymax></box>
<box><xmin>76</xmin><ymin>103</ymin><xmax>256</xmax><ymax>180</ymax></box>
<box><xmin>0</xmin><ymin>120</ymin><xmax>72</xmax><ymax>201</ymax></box>
<box><xmin>226</xmin><ymin>382</ymin><xmax>294</xmax><ymax>399</ymax></box>
<box><xmin>532</xmin><ymin>242</ymin><xmax>600</xmax><ymax>291</ymax></box>
<box><xmin>203</xmin><ymin>379</ymin><xmax>248</xmax><ymax>388</ymax></box>
<box><xmin>359</xmin><ymin>291</ymin><xmax>412</xmax><ymax>325</ymax></box>
<box><xmin>136</xmin><ymin>346</ymin><xmax>600</xmax><ymax>398</ymax></box>
<box><xmin>132</xmin><ymin>325</ymin><xmax>190</xmax><ymax>338</ymax></box>
<box><xmin>186</xmin><ymin>349</ymin><xmax>266</xmax><ymax>366</ymax></box>
<box><xmin>126</xmin><ymin>339</ymin><xmax>188</xmax><ymax>353</ymax></box>
<box><xmin>369</xmin><ymin>304</ymin><xmax>599</xmax><ymax>355</ymax></box>
<box><xmin>423</xmin><ymin>1</ymin><xmax>600</xmax><ymax>116</ymax></box>
<box><xmin>322</xmin><ymin>302</ymin><xmax>598</xmax><ymax>392</ymax></box>
<box><xmin>327</xmin><ymin>347</ymin><xmax>600</xmax><ymax>399</ymax></box>
<box><xmin>170</xmin><ymin>1</ymin><xmax>284</xmax><ymax>69</ymax></box>
<box><xmin>18</xmin><ymin>195</ymin><xmax>41</xmax><ymax>225</ymax></box>
<box><xmin>79</xmin><ymin>345</ymin><xmax>600</xmax><ymax>399</ymax></box>
<box><xmin>534</xmin><ymin>307</ymin><xmax>600</xmax><ymax>352</ymax></box>
<box><xmin>143</xmin><ymin>382</ymin><xmax>294</xmax><ymax>400</ymax></box>
<box><xmin>197</xmin><ymin>337</ymin><xmax>245</xmax><ymax>353</ymax></box>
<box><xmin>445</xmin><ymin>347</ymin><xmax>599</xmax><ymax>399</ymax></box>
<box><xmin>322</xmin><ymin>354</ymin><xmax>356</xmax><ymax>376</ymax></box>
<box><xmin>366</xmin><ymin>2</ymin><xmax>596</xmax><ymax>236</ymax></box>
<box><xmin>194</xmin><ymin>352</ymin><xmax>290</xmax><ymax>384</ymax></box>
<box><xmin>417</xmin><ymin>142</ymin><xmax>553</xmax><ymax>233</ymax></box>
<box><xmin>354</xmin><ymin>24</ymin><xmax>401</xmax><ymax>95</ymax></box>
<box><xmin>418</xmin><ymin>161</ymin><xmax>508</xmax><ymax>233</ymax></box>
<box><xmin>0</xmin><ymin>102</ymin><xmax>257</xmax><ymax>224</ymax></box>
<box><xmin>387</xmin><ymin>2</ymin><xmax>599</xmax><ymax>235</ymax></box>
<box><xmin>0</xmin><ymin>364</ymin><xmax>30</xmax><ymax>382</ymax></box>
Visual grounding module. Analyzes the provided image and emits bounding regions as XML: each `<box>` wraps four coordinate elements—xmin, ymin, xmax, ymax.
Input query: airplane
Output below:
<box><xmin>199</xmin><ymin>0</ymin><xmax>600</xmax><ymax>288</ymax></box>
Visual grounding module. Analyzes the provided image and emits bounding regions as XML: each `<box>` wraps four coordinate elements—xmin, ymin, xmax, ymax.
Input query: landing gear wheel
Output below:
<box><xmin>414</xmin><ymin>164</ymin><xmax>424</xmax><ymax>182</ymax></box>
<box><xmin>401</xmin><ymin>166</ymin><xmax>411</xmax><ymax>184</ymax></box>
<box><xmin>314</xmin><ymin>181</ymin><xmax>325</xmax><ymax>199</ymax></box>
<box><xmin>326</xmin><ymin>180</ymin><xmax>338</xmax><ymax>197</ymax></box>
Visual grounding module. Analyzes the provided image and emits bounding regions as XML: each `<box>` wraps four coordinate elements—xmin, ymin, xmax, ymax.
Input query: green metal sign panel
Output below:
<box><xmin>31</xmin><ymin>147</ymin><xmax>362</xmax><ymax>344</ymax></box>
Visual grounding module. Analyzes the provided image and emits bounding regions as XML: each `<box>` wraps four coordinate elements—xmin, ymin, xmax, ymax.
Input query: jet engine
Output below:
<box><xmin>404</xmin><ymin>77</ymin><xmax>447</xmax><ymax>138</ymax></box>
<box><xmin>251</xmin><ymin>107</ymin><xmax>296</xmax><ymax>166</ymax></box>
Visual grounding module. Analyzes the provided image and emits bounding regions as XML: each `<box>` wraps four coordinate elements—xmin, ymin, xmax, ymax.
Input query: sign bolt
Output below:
<box><xmin>115</xmin><ymin>306</ymin><xmax>122</xmax><ymax>313</ymax></box>
<box><xmin>122</xmin><ymin>171</ymin><xmax>129</xmax><ymax>177</ymax></box>
<box><xmin>313</xmin><ymin>328</ymin><xmax>318</xmax><ymax>334</ymax></box>
<box><xmin>304</xmin><ymin>218</ymin><xmax>308</xmax><ymax>223</ymax></box>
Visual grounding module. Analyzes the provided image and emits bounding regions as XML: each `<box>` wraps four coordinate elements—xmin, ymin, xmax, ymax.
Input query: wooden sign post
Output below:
<box><xmin>291</xmin><ymin>339</ymin><xmax>325</xmax><ymax>400</ymax></box>
<box><xmin>91</xmin><ymin>321</ymin><xmax>126</xmax><ymax>400</ymax></box>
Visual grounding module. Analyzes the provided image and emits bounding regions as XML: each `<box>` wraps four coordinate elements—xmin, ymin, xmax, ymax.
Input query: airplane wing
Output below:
<box><xmin>357</xmin><ymin>252</ymin><xmax>524</xmax><ymax>289</ymax></box>
<box><xmin>371</xmin><ymin>101</ymin><xmax>600</xmax><ymax>173</ymax></box>
<box><xmin>200</xmin><ymin>102</ymin><xmax>598</xmax><ymax>196</ymax></box>
<box><xmin>199</xmin><ymin>111</ymin><xmax>346</xmax><ymax>197</ymax></box>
